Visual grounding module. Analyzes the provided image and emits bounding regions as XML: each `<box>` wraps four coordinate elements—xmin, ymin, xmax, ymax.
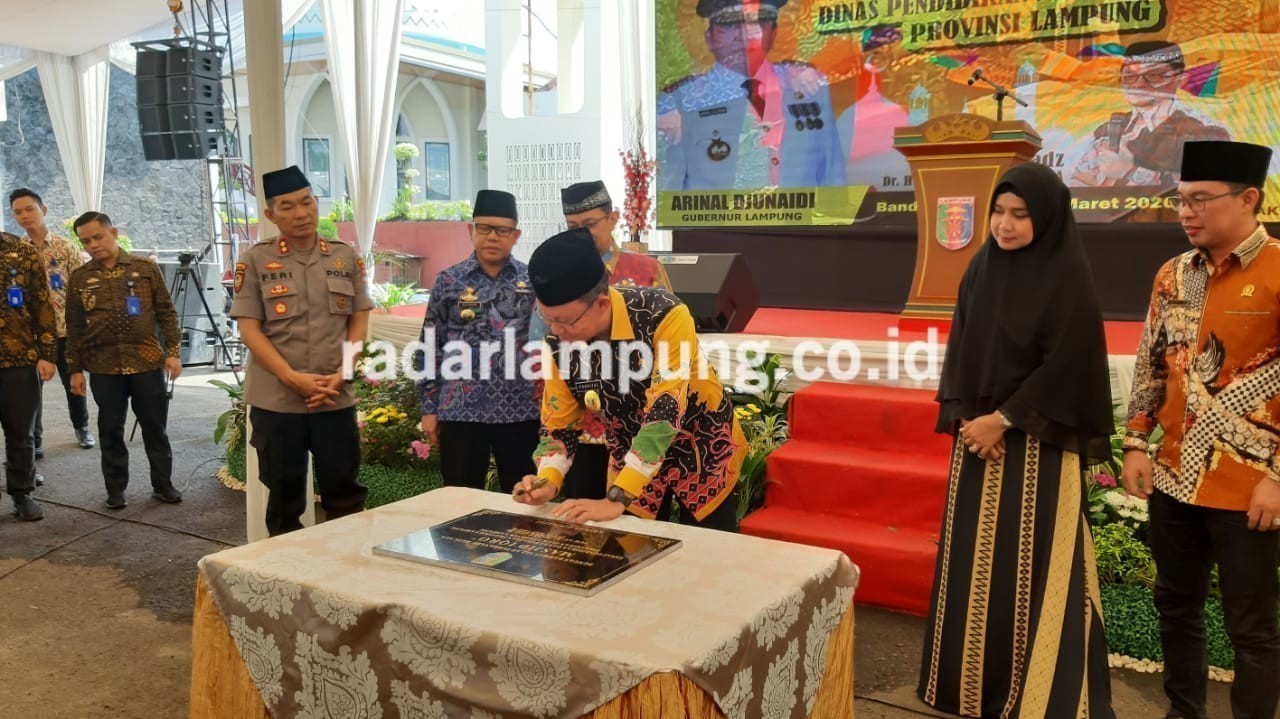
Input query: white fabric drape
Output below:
<box><xmin>321</xmin><ymin>0</ymin><xmax>406</xmax><ymax>257</ymax></box>
<box><xmin>617</xmin><ymin>0</ymin><xmax>671</xmax><ymax>250</ymax></box>
<box><xmin>35</xmin><ymin>48</ymin><xmax>111</xmax><ymax>214</ymax></box>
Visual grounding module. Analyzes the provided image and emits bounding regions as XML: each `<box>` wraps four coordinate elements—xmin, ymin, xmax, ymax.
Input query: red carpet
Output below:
<box><xmin>742</xmin><ymin>308</ymin><xmax>1145</xmax><ymax>355</ymax></box>
<box><xmin>740</xmin><ymin>382</ymin><xmax>953</xmax><ymax>615</ymax></box>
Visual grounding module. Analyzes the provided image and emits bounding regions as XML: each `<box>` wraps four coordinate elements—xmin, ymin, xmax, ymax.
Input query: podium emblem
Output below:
<box><xmin>936</xmin><ymin>197</ymin><xmax>975</xmax><ymax>250</ymax></box>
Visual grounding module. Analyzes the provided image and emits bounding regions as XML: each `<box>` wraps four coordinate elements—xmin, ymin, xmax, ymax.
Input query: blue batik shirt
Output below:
<box><xmin>416</xmin><ymin>254</ymin><xmax>540</xmax><ymax>423</ymax></box>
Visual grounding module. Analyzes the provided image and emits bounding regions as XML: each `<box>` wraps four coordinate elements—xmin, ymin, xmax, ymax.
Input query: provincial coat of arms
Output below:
<box><xmin>936</xmin><ymin>196</ymin><xmax>975</xmax><ymax>250</ymax></box>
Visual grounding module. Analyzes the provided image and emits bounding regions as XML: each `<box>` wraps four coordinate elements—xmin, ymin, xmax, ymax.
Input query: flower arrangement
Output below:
<box><xmin>358</xmin><ymin>403</ymin><xmax>431</xmax><ymax>469</ymax></box>
<box><xmin>618</xmin><ymin>128</ymin><xmax>657</xmax><ymax>242</ymax></box>
<box><xmin>727</xmin><ymin>352</ymin><xmax>793</xmax><ymax>521</ymax></box>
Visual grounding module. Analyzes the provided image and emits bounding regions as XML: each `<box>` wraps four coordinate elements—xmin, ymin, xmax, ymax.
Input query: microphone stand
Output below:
<box><xmin>970</xmin><ymin>73</ymin><xmax>1028</xmax><ymax>122</ymax></box>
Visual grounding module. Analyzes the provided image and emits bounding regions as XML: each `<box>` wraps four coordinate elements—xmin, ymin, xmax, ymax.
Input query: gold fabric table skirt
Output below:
<box><xmin>189</xmin><ymin>575</ymin><xmax>856</xmax><ymax>718</ymax></box>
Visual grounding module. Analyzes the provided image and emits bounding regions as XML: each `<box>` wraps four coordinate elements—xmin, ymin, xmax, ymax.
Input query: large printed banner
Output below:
<box><xmin>655</xmin><ymin>0</ymin><xmax>1280</xmax><ymax>227</ymax></box>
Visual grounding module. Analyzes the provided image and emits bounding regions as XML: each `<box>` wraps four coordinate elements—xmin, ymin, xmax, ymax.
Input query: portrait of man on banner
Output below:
<box><xmin>1071</xmin><ymin>41</ymin><xmax>1230</xmax><ymax>189</ymax></box>
<box><xmin>656</xmin><ymin>0</ymin><xmax>846</xmax><ymax>192</ymax></box>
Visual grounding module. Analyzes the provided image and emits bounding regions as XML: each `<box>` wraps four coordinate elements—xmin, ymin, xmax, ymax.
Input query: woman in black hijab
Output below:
<box><xmin>918</xmin><ymin>162</ymin><xmax>1116</xmax><ymax>718</ymax></box>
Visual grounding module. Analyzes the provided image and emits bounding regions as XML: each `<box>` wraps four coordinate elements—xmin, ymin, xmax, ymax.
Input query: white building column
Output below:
<box><xmin>242</xmin><ymin>0</ymin><xmax>316</xmax><ymax>542</ymax></box>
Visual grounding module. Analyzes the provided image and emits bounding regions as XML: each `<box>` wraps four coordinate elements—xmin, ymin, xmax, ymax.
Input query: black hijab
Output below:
<box><xmin>935</xmin><ymin>162</ymin><xmax>1113</xmax><ymax>461</ymax></box>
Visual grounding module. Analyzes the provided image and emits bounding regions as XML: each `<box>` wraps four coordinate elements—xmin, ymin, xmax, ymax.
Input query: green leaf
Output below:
<box><xmin>631</xmin><ymin>422</ymin><xmax>678</xmax><ymax>464</ymax></box>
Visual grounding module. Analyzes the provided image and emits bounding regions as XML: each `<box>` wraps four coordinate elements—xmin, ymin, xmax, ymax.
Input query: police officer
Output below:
<box><xmin>66</xmin><ymin>213</ymin><xmax>183</xmax><ymax>509</ymax></box>
<box><xmin>230</xmin><ymin>166</ymin><xmax>371</xmax><ymax>536</ymax></box>
<box><xmin>657</xmin><ymin>0</ymin><xmax>845</xmax><ymax>191</ymax></box>
<box><xmin>0</xmin><ymin>231</ymin><xmax>56</xmax><ymax>521</ymax></box>
<box><xmin>417</xmin><ymin>189</ymin><xmax>540</xmax><ymax>492</ymax></box>
<box><xmin>537</xmin><ymin>181</ymin><xmax>674</xmax><ymax>501</ymax></box>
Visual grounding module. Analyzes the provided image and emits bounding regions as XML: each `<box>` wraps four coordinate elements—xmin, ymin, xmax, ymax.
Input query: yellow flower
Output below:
<box><xmin>376</xmin><ymin>416</ymin><xmax>389</xmax><ymax>424</ymax></box>
<box><xmin>746</xmin><ymin>404</ymin><xmax>761</xmax><ymax>414</ymax></box>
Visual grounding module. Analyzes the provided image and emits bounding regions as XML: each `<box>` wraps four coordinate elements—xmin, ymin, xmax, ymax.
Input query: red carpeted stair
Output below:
<box><xmin>740</xmin><ymin>382</ymin><xmax>953</xmax><ymax>615</ymax></box>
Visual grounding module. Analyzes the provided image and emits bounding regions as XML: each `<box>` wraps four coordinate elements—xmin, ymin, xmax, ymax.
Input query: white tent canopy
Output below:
<box><xmin>0</xmin><ymin>0</ymin><xmax>316</xmax><ymax>217</ymax></box>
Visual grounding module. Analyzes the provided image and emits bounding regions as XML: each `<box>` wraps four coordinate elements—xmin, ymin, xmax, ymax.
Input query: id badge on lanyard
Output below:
<box><xmin>126</xmin><ymin>279</ymin><xmax>141</xmax><ymax>316</ymax></box>
<box><xmin>49</xmin><ymin>259</ymin><xmax>63</xmax><ymax>291</ymax></box>
<box><xmin>6</xmin><ymin>267</ymin><xmax>22</xmax><ymax>308</ymax></box>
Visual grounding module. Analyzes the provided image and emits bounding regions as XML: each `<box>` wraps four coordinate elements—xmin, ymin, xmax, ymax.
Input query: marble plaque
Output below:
<box><xmin>373</xmin><ymin>509</ymin><xmax>682</xmax><ymax>596</ymax></box>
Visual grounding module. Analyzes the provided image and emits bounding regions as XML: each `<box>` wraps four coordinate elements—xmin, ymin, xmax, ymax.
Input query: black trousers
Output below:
<box><xmin>439</xmin><ymin>420</ymin><xmax>539</xmax><ymax>494</ymax></box>
<box><xmin>34</xmin><ymin>337</ymin><xmax>90</xmax><ymax>447</ymax></box>
<box><xmin>561</xmin><ymin>443</ymin><xmax>609</xmax><ymax>500</ymax></box>
<box><xmin>654</xmin><ymin>481</ymin><xmax>740</xmax><ymax>532</ymax></box>
<box><xmin>250</xmin><ymin>406</ymin><xmax>366</xmax><ymax>537</ymax></box>
<box><xmin>89</xmin><ymin>370</ymin><xmax>173</xmax><ymax>494</ymax></box>
<box><xmin>0</xmin><ymin>365</ymin><xmax>39</xmax><ymax>496</ymax></box>
<box><xmin>1149</xmin><ymin>490</ymin><xmax>1280</xmax><ymax>719</ymax></box>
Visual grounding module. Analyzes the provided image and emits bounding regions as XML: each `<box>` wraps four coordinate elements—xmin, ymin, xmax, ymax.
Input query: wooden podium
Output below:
<box><xmin>893</xmin><ymin>115</ymin><xmax>1041</xmax><ymax>328</ymax></box>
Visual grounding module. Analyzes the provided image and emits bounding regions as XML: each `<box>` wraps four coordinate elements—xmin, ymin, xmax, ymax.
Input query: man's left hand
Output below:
<box><xmin>36</xmin><ymin>360</ymin><xmax>55</xmax><ymax>382</ymax></box>
<box><xmin>1247</xmin><ymin>478</ymin><xmax>1280</xmax><ymax>532</ymax></box>
<box><xmin>306</xmin><ymin>373</ymin><xmax>345</xmax><ymax>410</ymax></box>
<box><xmin>164</xmin><ymin>357</ymin><xmax>183</xmax><ymax>381</ymax></box>
<box><xmin>553</xmin><ymin>498</ymin><xmax>625</xmax><ymax>524</ymax></box>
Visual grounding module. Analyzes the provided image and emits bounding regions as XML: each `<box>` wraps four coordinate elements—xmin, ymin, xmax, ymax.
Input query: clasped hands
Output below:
<box><xmin>959</xmin><ymin>412</ymin><xmax>1007</xmax><ymax>462</ymax></box>
<box><xmin>511</xmin><ymin>475</ymin><xmax>625</xmax><ymax>524</ymax></box>
<box><xmin>286</xmin><ymin>370</ymin><xmax>344</xmax><ymax>409</ymax></box>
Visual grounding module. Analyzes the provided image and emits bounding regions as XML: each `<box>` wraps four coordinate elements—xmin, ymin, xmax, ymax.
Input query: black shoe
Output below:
<box><xmin>34</xmin><ymin>473</ymin><xmax>43</xmax><ymax>487</ymax></box>
<box><xmin>34</xmin><ymin>445</ymin><xmax>44</xmax><ymax>460</ymax></box>
<box><xmin>151</xmin><ymin>485</ymin><xmax>182</xmax><ymax>504</ymax></box>
<box><xmin>105</xmin><ymin>491</ymin><xmax>127</xmax><ymax>509</ymax></box>
<box><xmin>11</xmin><ymin>495</ymin><xmax>45</xmax><ymax>521</ymax></box>
<box><xmin>75</xmin><ymin>427</ymin><xmax>96</xmax><ymax>449</ymax></box>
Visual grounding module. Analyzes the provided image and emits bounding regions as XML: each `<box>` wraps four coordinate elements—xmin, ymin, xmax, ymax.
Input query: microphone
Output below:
<box><xmin>1106</xmin><ymin>112</ymin><xmax>1127</xmax><ymax>153</ymax></box>
<box><xmin>967</xmin><ymin>68</ymin><xmax>983</xmax><ymax>86</ymax></box>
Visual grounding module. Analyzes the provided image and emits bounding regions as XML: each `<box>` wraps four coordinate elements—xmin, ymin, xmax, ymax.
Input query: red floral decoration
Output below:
<box><xmin>618</xmin><ymin>145</ymin><xmax>657</xmax><ymax>241</ymax></box>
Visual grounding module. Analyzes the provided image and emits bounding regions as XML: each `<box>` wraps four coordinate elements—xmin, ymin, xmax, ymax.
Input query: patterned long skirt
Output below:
<box><xmin>917</xmin><ymin>431</ymin><xmax>1115</xmax><ymax>718</ymax></box>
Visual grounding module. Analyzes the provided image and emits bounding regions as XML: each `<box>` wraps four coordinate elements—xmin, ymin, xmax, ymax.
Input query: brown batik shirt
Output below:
<box><xmin>1125</xmin><ymin>225</ymin><xmax>1280</xmax><ymax>511</ymax></box>
<box><xmin>65</xmin><ymin>249</ymin><xmax>181</xmax><ymax>375</ymax></box>
<box><xmin>0</xmin><ymin>231</ymin><xmax>57</xmax><ymax>368</ymax></box>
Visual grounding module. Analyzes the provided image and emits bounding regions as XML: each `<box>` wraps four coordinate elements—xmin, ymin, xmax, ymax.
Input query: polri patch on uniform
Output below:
<box><xmin>265</xmin><ymin>261</ymin><xmax>284</xmax><ymax>271</ymax></box>
<box><xmin>274</xmin><ymin>301</ymin><xmax>288</xmax><ymax>315</ymax></box>
<box><xmin>332</xmin><ymin>258</ymin><xmax>346</xmax><ymax>270</ymax></box>
<box><xmin>234</xmin><ymin>263</ymin><xmax>246</xmax><ymax>294</ymax></box>
<box><xmin>699</xmin><ymin>106</ymin><xmax>728</xmax><ymax>118</ymax></box>
<box><xmin>269</xmin><ymin>284</ymin><xmax>289</xmax><ymax>296</ymax></box>
<box><xmin>336</xmin><ymin>296</ymin><xmax>347</xmax><ymax>311</ymax></box>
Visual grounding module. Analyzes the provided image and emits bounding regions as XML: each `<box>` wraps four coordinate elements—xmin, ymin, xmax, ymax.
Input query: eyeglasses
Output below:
<box><xmin>1120</xmin><ymin>69</ymin><xmax>1179</xmax><ymax>86</ymax></box>
<box><xmin>566</xmin><ymin>216</ymin><xmax>609</xmax><ymax>232</ymax></box>
<box><xmin>474</xmin><ymin>223</ymin><xmax>517</xmax><ymax>238</ymax></box>
<box><xmin>545</xmin><ymin>300</ymin><xmax>596</xmax><ymax>331</ymax></box>
<box><xmin>1168</xmin><ymin>189</ymin><xmax>1247</xmax><ymax>213</ymax></box>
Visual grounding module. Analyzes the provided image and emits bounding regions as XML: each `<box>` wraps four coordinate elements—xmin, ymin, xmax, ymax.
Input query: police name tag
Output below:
<box><xmin>126</xmin><ymin>296</ymin><xmax>142</xmax><ymax>316</ymax></box>
<box><xmin>7</xmin><ymin>286</ymin><xmax>23</xmax><ymax>308</ymax></box>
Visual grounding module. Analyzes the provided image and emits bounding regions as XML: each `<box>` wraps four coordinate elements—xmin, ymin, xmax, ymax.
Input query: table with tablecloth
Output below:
<box><xmin>190</xmin><ymin>487</ymin><xmax>859</xmax><ymax>718</ymax></box>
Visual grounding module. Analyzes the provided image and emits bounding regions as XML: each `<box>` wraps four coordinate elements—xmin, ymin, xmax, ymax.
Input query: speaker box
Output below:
<box><xmin>166</xmin><ymin>75</ymin><xmax>220</xmax><ymax>105</ymax></box>
<box><xmin>168</xmin><ymin>103</ymin><xmax>222</xmax><ymax>132</ymax></box>
<box><xmin>655</xmin><ymin>253</ymin><xmax>759</xmax><ymax>333</ymax></box>
<box><xmin>134</xmin><ymin>44</ymin><xmax>225</xmax><ymax>161</ymax></box>
<box><xmin>165</xmin><ymin>48</ymin><xmax>223</xmax><ymax>80</ymax></box>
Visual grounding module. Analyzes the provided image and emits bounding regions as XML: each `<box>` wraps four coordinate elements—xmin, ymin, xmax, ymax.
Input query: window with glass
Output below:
<box><xmin>424</xmin><ymin>142</ymin><xmax>450</xmax><ymax>201</ymax></box>
<box><xmin>302</xmin><ymin>137</ymin><xmax>331</xmax><ymax>198</ymax></box>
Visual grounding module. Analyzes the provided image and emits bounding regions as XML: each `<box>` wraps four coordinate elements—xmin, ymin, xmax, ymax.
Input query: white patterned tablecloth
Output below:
<box><xmin>199</xmin><ymin>487</ymin><xmax>860</xmax><ymax>719</ymax></box>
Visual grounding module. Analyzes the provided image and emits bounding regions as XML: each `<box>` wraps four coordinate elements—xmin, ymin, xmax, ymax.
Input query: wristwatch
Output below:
<box><xmin>606</xmin><ymin>485</ymin><xmax>636</xmax><ymax>507</ymax></box>
<box><xmin>997</xmin><ymin>411</ymin><xmax>1013</xmax><ymax>430</ymax></box>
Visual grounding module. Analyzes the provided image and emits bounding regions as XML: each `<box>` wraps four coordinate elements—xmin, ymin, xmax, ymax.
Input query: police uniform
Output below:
<box><xmin>25</xmin><ymin>231</ymin><xmax>93</xmax><ymax>453</ymax></box>
<box><xmin>229</xmin><ymin>165</ymin><xmax>373</xmax><ymax>536</ymax></box>
<box><xmin>417</xmin><ymin>191</ymin><xmax>540</xmax><ymax>492</ymax></box>
<box><xmin>65</xmin><ymin>245</ymin><xmax>182</xmax><ymax>507</ymax></box>
<box><xmin>0</xmin><ymin>231</ymin><xmax>55</xmax><ymax>520</ymax></box>
<box><xmin>658</xmin><ymin>0</ymin><xmax>844</xmax><ymax>192</ymax></box>
<box><xmin>528</xmin><ymin>230</ymin><xmax>745</xmax><ymax>530</ymax></box>
<box><xmin>539</xmin><ymin>181</ymin><xmax>677</xmax><ymax>501</ymax></box>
